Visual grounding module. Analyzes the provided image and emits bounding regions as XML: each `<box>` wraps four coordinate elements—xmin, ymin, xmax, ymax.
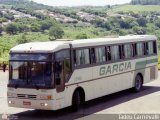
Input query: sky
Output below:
<box><xmin>31</xmin><ymin>0</ymin><xmax>131</xmax><ymax>7</ymax></box>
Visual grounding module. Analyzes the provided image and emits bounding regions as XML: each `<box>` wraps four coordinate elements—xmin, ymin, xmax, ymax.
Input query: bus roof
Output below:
<box><xmin>10</xmin><ymin>35</ymin><xmax>157</xmax><ymax>53</ymax></box>
<box><xmin>10</xmin><ymin>41</ymin><xmax>70</xmax><ymax>53</ymax></box>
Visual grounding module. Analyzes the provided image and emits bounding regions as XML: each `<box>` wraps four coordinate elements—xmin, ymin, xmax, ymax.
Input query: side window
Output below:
<box><xmin>153</xmin><ymin>41</ymin><xmax>157</xmax><ymax>54</ymax></box>
<box><xmin>55</xmin><ymin>50</ymin><xmax>71</xmax><ymax>85</ymax></box>
<box><xmin>148</xmin><ymin>41</ymin><xmax>154</xmax><ymax>55</ymax></box>
<box><xmin>75</xmin><ymin>49</ymin><xmax>90</xmax><ymax>66</ymax></box>
<box><xmin>119</xmin><ymin>45</ymin><xmax>123</xmax><ymax>59</ymax></box>
<box><xmin>144</xmin><ymin>42</ymin><xmax>149</xmax><ymax>55</ymax></box>
<box><xmin>95</xmin><ymin>47</ymin><xmax>106</xmax><ymax>63</ymax></box>
<box><xmin>55</xmin><ymin>50</ymin><xmax>70</xmax><ymax>60</ymax></box>
<box><xmin>90</xmin><ymin>48</ymin><xmax>96</xmax><ymax>63</ymax></box>
<box><xmin>111</xmin><ymin>45</ymin><xmax>120</xmax><ymax>61</ymax></box>
<box><xmin>132</xmin><ymin>43</ymin><xmax>137</xmax><ymax>57</ymax></box>
<box><xmin>136</xmin><ymin>43</ymin><xmax>143</xmax><ymax>57</ymax></box>
<box><xmin>106</xmin><ymin>46</ymin><xmax>111</xmax><ymax>61</ymax></box>
<box><xmin>124</xmin><ymin>44</ymin><xmax>133</xmax><ymax>59</ymax></box>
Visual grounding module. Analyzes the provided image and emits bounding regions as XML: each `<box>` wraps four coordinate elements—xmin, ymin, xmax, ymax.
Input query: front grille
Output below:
<box><xmin>17</xmin><ymin>94</ymin><xmax>37</xmax><ymax>99</ymax></box>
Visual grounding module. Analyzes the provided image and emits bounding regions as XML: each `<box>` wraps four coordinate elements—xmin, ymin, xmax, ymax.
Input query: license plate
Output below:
<box><xmin>23</xmin><ymin>101</ymin><xmax>31</xmax><ymax>105</ymax></box>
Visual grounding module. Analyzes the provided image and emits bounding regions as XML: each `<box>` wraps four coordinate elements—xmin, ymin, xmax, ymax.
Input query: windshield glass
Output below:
<box><xmin>8</xmin><ymin>54</ymin><xmax>54</xmax><ymax>89</ymax></box>
<box><xmin>10</xmin><ymin>53</ymin><xmax>51</xmax><ymax>61</ymax></box>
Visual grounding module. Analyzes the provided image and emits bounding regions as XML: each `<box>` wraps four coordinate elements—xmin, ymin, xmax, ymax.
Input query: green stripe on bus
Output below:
<box><xmin>136</xmin><ymin>58</ymin><xmax>157</xmax><ymax>65</ymax></box>
<box><xmin>146</xmin><ymin>59</ymin><xmax>158</xmax><ymax>64</ymax></box>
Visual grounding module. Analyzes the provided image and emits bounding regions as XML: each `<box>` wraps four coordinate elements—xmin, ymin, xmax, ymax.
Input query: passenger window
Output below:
<box><xmin>106</xmin><ymin>46</ymin><xmax>111</xmax><ymax>61</ymax></box>
<box><xmin>153</xmin><ymin>41</ymin><xmax>157</xmax><ymax>54</ymax></box>
<box><xmin>111</xmin><ymin>45</ymin><xmax>120</xmax><ymax>61</ymax></box>
<box><xmin>132</xmin><ymin>43</ymin><xmax>137</xmax><ymax>57</ymax></box>
<box><xmin>90</xmin><ymin>48</ymin><xmax>96</xmax><ymax>63</ymax></box>
<box><xmin>148</xmin><ymin>42</ymin><xmax>154</xmax><ymax>55</ymax></box>
<box><xmin>144</xmin><ymin>42</ymin><xmax>149</xmax><ymax>55</ymax></box>
<box><xmin>124</xmin><ymin>44</ymin><xmax>133</xmax><ymax>59</ymax></box>
<box><xmin>136</xmin><ymin>43</ymin><xmax>143</xmax><ymax>56</ymax></box>
<box><xmin>95</xmin><ymin>47</ymin><xmax>106</xmax><ymax>63</ymax></box>
<box><xmin>119</xmin><ymin>45</ymin><xmax>123</xmax><ymax>59</ymax></box>
<box><xmin>75</xmin><ymin>49</ymin><xmax>90</xmax><ymax>66</ymax></box>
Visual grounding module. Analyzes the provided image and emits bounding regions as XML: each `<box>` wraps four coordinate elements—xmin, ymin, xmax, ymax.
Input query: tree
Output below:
<box><xmin>120</xmin><ymin>18</ymin><xmax>134</xmax><ymax>29</ymax></box>
<box><xmin>18</xmin><ymin>24</ymin><xmax>30</xmax><ymax>33</ymax></box>
<box><xmin>104</xmin><ymin>22</ymin><xmax>112</xmax><ymax>30</ymax></box>
<box><xmin>92</xmin><ymin>18</ymin><xmax>104</xmax><ymax>28</ymax></box>
<box><xmin>40</xmin><ymin>20</ymin><xmax>54</xmax><ymax>31</ymax></box>
<box><xmin>155</xmin><ymin>19</ymin><xmax>160</xmax><ymax>28</ymax></box>
<box><xmin>49</xmin><ymin>26</ymin><xmax>64</xmax><ymax>40</ymax></box>
<box><xmin>31</xmin><ymin>24</ymin><xmax>40</xmax><ymax>32</ymax></box>
<box><xmin>76</xmin><ymin>33</ymin><xmax>88</xmax><ymax>39</ymax></box>
<box><xmin>6</xmin><ymin>23</ymin><xmax>19</xmax><ymax>34</ymax></box>
<box><xmin>0</xmin><ymin>26</ymin><xmax>3</xmax><ymax>35</ymax></box>
<box><xmin>137</xmin><ymin>17</ymin><xmax>147</xmax><ymax>27</ymax></box>
<box><xmin>17</xmin><ymin>33</ymin><xmax>30</xmax><ymax>44</ymax></box>
<box><xmin>133</xmin><ymin>27</ymin><xmax>147</xmax><ymax>35</ymax></box>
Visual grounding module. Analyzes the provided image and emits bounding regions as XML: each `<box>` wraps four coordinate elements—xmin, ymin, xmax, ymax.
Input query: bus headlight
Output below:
<box><xmin>8</xmin><ymin>100</ymin><xmax>15</xmax><ymax>104</ymax></box>
<box><xmin>38</xmin><ymin>95</ymin><xmax>52</xmax><ymax>100</ymax></box>
<box><xmin>7</xmin><ymin>92</ymin><xmax>16</xmax><ymax>98</ymax></box>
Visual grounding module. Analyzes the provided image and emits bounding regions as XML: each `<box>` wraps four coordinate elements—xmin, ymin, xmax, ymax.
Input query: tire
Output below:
<box><xmin>134</xmin><ymin>74</ymin><xmax>143</xmax><ymax>92</ymax></box>
<box><xmin>72</xmin><ymin>90</ymin><xmax>81</xmax><ymax>112</ymax></box>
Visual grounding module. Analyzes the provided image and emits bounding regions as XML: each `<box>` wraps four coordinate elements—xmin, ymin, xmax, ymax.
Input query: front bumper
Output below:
<box><xmin>7</xmin><ymin>98</ymin><xmax>56</xmax><ymax>110</ymax></box>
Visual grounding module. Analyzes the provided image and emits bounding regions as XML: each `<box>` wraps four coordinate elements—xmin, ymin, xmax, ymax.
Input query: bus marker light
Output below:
<box><xmin>47</xmin><ymin>95</ymin><xmax>52</xmax><ymax>100</ymax></box>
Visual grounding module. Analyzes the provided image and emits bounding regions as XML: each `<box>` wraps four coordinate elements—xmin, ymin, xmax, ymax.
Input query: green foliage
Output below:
<box><xmin>17</xmin><ymin>24</ymin><xmax>30</xmax><ymax>33</ymax></box>
<box><xmin>155</xmin><ymin>19</ymin><xmax>160</xmax><ymax>28</ymax></box>
<box><xmin>0</xmin><ymin>18</ymin><xmax>7</xmax><ymax>23</ymax></box>
<box><xmin>31</xmin><ymin>24</ymin><xmax>41</xmax><ymax>32</ymax></box>
<box><xmin>17</xmin><ymin>33</ymin><xmax>30</xmax><ymax>44</ymax></box>
<box><xmin>0</xmin><ymin>26</ymin><xmax>3</xmax><ymax>35</ymax></box>
<box><xmin>81</xmin><ymin>7</ymin><xmax>108</xmax><ymax>17</ymax></box>
<box><xmin>133</xmin><ymin>26</ymin><xmax>147</xmax><ymax>35</ymax></box>
<box><xmin>76</xmin><ymin>33</ymin><xmax>88</xmax><ymax>39</ymax></box>
<box><xmin>120</xmin><ymin>18</ymin><xmax>135</xmax><ymax>29</ymax></box>
<box><xmin>40</xmin><ymin>20</ymin><xmax>55</xmax><ymax>31</ymax></box>
<box><xmin>49</xmin><ymin>26</ymin><xmax>64</xmax><ymax>40</ymax></box>
<box><xmin>5</xmin><ymin>23</ymin><xmax>19</xmax><ymax>34</ymax></box>
<box><xmin>137</xmin><ymin>17</ymin><xmax>147</xmax><ymax>27</ymax></box>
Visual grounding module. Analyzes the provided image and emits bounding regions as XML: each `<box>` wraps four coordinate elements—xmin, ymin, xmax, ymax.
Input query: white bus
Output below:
<box><xmin>7</xmin><ymin>35</ymin><xmax>158</xmax><ymax>111</ymax></box>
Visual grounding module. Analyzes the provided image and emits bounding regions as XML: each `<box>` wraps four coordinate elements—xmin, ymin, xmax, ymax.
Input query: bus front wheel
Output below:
<box><xmin>72</xmin><ymin>90</ymin><xmax>81</xmax><ymax>111</ymax></box>
<box><xmin>134</xmin><ymin>74</ymin><xmax>143</xmax><ymax>92</ymax></box>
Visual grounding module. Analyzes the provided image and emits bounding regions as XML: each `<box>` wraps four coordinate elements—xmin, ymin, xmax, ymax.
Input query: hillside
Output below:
<box><xmin>0</xmin><ymin>0</ymin><xmax>160</xmax><ymax>63</ymax></box>
<box><xmin>111</xmin><ymin>5</ymin><xmax>160</xmax><ymax>13</ymax></box>
<box><xmin>131</xmin><ymin>0</ymin><xmax>160</xmax><ymax>5</ymax></box>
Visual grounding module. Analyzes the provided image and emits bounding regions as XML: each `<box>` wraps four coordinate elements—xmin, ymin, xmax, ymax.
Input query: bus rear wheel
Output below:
<box><xmin>134</xmin><ymin>74</ymin><xmax>143</xmax><ymax>92</ymax></box>
<box><xmin>72</xmin><ymin>90</ymin><xmax>81</xmax><ymax>112</ymax></box>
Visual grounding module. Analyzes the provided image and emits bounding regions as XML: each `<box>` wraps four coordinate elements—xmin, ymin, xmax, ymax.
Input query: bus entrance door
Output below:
<box><xmin>55</xmin><ymin>61</ymin><xmax>65</xmax><ymax>92</ymax></box>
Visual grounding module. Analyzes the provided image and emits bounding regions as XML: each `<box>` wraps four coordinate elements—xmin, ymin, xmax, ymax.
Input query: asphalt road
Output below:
<box><xmin>0</xmin><ymin>70</ymin><xmax>160</xmax><ymax>120</ymax></box>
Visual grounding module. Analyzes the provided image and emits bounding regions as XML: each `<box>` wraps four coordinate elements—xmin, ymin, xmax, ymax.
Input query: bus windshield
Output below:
<box><xmin>8</xmin><ymin>53</ymin><xmax>54</xmax><ymax>89</ymax></box>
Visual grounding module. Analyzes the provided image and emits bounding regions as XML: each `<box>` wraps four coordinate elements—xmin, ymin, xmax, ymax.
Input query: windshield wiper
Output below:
<box><xmin>15</xmin><ymin>84</ymin><xmax>19</xmax><ymax>89</ymax></box>
<box><xmin>33</xmin><ymin>82</ymin><xmax>39</xmax><ymax>90</ymax></box>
